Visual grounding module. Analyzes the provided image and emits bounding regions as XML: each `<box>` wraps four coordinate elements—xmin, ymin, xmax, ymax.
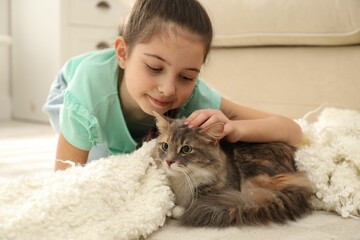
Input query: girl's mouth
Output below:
<box><xmin>148</xmin><ymin>95</ymin><xmax>172</xmax><ymax>108</ymax></box>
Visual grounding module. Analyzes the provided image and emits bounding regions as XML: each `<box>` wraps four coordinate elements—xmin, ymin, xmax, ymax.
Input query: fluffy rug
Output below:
<box><xmin>0</xmin><ymin>107</ymin><xmax>359</xmax><ymax>239</ymax></box>
<box><xmin>0</xmin><ymin>141</ymin><xmax>174</xmax><ymax>240</ymax></box>
<box><xmin>295</xmin><ymin>107</ymin><xmax>360</xmax><ymax>218</ymax></box>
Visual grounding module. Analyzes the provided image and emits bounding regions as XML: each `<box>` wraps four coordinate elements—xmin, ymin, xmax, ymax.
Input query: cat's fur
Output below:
<box><xmin>151</xmin><ymin>112</ymin><xmax>313</xmax><ymax>227</ymax></box>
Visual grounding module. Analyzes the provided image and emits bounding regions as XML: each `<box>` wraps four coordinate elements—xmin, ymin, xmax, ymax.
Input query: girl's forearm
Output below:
<box><xmin>55</xmin><ymin>133</ymin><xmax>89</xmax><ymax>171</ymax></box>
<box><xmin>230</xmin><ymin>116</ymin><xmax>303</xmax><ymax>146</ymax></box>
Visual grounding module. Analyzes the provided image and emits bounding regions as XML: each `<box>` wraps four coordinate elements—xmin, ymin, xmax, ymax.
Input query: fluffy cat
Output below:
<box><xmin>151</xmin><ymin>112</ymin><xmax>313</xmax><ymax>227</ymax></box>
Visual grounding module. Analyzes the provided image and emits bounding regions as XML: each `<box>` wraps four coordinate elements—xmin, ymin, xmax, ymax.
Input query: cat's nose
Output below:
<box><xmin>166</xmin><ymin>159</ymin><xmax>175</xmax><ymax>166</ymax></box>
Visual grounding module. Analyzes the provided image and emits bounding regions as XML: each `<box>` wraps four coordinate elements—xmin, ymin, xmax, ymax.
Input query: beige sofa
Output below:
<box><xmin>200</xmin><ymin>0</ymin><xmax>360</xmax><ymax>119</ymax></box>
<box><xmin>149</xmin><ymin>1</ymin><xmax>360</xmax><ymax>239</ymax></box>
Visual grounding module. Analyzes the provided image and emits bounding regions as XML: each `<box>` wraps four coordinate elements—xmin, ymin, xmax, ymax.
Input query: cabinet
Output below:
<box><xmin>11</xmin><ymin>0</ymin><xmax>130</xmax><ymax>122</ymax></box>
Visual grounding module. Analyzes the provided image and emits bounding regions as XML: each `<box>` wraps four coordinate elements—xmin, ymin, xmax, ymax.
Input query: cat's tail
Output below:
<box><xmin>181</xmin><ymin>172</ymin><xmax>313</xmax><ymax>227</ymax></box>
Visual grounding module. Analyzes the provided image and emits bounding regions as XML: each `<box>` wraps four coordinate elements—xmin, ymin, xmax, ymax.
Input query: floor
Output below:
<box><xmin>0</xmin><ymin>120</ymin><xmax>56</xmax><ymax>184</ymax></box>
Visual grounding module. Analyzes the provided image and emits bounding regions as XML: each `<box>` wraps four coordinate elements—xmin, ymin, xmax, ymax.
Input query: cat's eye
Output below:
<box><xmin>161</xmin><ymin>142</ymin><xmax>169</xmax><ymax>152</ymax></box>
<box><xmin>180</xmin><ymin>145</ymin><xmax>192</xmax><ymax>154</ymax></box>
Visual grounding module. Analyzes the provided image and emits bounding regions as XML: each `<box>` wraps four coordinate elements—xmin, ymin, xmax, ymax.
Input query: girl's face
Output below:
<box><xmin>115</xmin><ymin>28</ymin><xmax>205</xmax><ymax>117</ymax></box>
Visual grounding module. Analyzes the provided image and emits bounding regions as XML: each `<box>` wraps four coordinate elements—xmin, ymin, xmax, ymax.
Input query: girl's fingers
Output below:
<box><xmin>185</xmin><ymin>111</ymin><xmax>201</xmax><ymax>125</ymax></box>
<box><xmin>186</xmin><ymin>109</ymin><xmax>228</xmax><ymax>129</ymax></box>
<box><xmin>185</xmin><ymin>111</ymin><xmax>210</xmax><ymax>128</ymax></box>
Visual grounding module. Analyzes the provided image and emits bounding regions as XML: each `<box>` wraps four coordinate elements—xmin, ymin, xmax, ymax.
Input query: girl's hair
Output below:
<box><xmin>119</xmin><ymin>0</ymin><xmax>213</xmax><ymax>62</ymax></box>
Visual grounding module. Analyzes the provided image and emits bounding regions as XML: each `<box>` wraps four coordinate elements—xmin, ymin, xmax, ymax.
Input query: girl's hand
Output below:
<box><xmin>185</xmin><ymin>109</ymin><xmax>239</xmax><ymax>142</ymax></box>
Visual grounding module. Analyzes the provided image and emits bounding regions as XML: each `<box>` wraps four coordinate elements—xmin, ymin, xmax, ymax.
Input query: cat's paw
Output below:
<box><xmin>171</xmin><ymin>206</ymin><xmax>185</xmax><ymax>219</ymax></box>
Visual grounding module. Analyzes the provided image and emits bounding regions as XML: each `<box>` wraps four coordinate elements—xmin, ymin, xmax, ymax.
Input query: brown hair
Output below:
<box><xmin>119</xmin><ymin>0</ymin><xmax>213</xmax><ymax>62</ymax></box>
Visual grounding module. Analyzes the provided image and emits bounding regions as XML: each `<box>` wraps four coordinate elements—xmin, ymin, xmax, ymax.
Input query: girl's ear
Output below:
<box><xmin>199</xmin><ymin>122</ymin><xmax>224</xmax><ymax>143</ymax></box>
<box><xmin>114</xmin><ymin>36</ymin><xmax>128</xmax><ymax>69</ymax></box>
<box><xmin>153</xmin><ymin>111</ymin><xmax>170</xmax><ymax>133</ymax></box>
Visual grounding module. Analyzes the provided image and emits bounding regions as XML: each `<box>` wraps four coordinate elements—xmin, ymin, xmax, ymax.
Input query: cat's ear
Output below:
<box><xmin>200</xmin><ymin>122</ymin><xmax>224</xmax><ymax>143</ymax></box>
<box><xmin>153</xmin><ymin>111</ymin><xmax>170</xmax><ymax>132</ymax></box>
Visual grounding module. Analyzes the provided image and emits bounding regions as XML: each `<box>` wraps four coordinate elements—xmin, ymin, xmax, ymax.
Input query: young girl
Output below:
<box><xmin>43</xmin><ymin>0</ymin><xmax>302</xmax><ymax>171</ymax></box>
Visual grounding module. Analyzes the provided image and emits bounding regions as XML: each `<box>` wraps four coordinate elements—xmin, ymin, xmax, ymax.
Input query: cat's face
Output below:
<box><xmin>152</xmin><ymin>112</ymin><xmax>225</xmax><ymax>182</ymax></box>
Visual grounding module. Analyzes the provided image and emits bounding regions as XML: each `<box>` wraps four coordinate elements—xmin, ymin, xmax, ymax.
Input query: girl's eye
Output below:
<box><xmin>180</xmin><ymin>145</ymin><xmax>192</xmax><ymax>154</ymax></box>
<box><xmin>146</xmin><ymin>64</ymin><xmax>162</xmax><ymax>73</ymax></box>
<box><xmin>161</xmin><ymin>142</ymin><xmax>169</xmax><ymax>152</ymax></box>
<box><xmin>179</xmin><ymin>75</ymin><xmax>195</xmax><ymax>81</ymax></box>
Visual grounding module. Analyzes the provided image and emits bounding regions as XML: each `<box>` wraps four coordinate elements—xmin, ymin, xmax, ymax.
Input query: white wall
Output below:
<box><xmin>0</xmin><ymin>0</ymin><xmax>11</xmax><ymax>120</ymax></box>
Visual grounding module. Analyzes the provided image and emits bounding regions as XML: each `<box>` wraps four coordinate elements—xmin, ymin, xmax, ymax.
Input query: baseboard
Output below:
<box><xmin>0</xmin><ymin>96</ymin><xmax>11</xmax><ymax>120</ymax></box>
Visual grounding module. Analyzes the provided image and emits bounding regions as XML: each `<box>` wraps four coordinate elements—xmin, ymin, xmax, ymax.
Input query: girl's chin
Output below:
<box><xmin>141</xmin><ymin>105</ymin><xmax>168</xmax><ymax>117</ymax></box>
<box><xmin>142</xmin><ymin>101</ymin><xmax>172</xmax><ymax>116</ymax></box>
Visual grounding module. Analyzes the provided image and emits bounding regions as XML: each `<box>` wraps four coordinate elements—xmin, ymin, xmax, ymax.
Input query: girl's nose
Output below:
<box><xmin>158</xmin><ymin>78</ymin><xmax>176</xmax><ymax>96</ymax></box>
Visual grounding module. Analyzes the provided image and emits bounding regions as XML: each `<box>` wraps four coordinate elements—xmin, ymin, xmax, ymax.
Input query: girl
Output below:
<box><xmin>43</xmin><ymin>0</ymin><xmax>302</xmax><ymax>171</ymax></box>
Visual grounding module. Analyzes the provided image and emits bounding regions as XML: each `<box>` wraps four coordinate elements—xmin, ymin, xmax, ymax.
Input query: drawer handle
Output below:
<box><xmin>96</xmin><ymin>41</ymin><xmax>110</xmax><ymax>50</ymax></box>
<box><xmin>96</xmin><ymin>1</ymin><xmax>111</xmax><ymax>10</ymax></box>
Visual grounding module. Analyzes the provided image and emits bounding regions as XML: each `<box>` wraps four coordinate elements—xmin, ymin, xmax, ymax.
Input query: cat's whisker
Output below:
<box><xmin>180</xmin><ymin>168</ymin><xmax>198</xmax><ymax>214</ymax></box>
<box><xmin>187</xmin><ymin>169</ymin><xmax>200</xmax><ymax>205</ymax></box>
<box><xmin>180</xmin><ymin>168</ymin><xmax>194</xmax><ymax>197</ymax></box>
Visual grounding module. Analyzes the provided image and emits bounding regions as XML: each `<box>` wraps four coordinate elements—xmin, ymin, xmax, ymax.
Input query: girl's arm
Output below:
<box><xmin>185</xmin><ymin>97</ymin><xmax>303</xmax><ymax>146</ymax></box>
<box><xmin>55</xmin><ymin>132</ymin><xmax>89</xmax><ymax>171</ymax></box>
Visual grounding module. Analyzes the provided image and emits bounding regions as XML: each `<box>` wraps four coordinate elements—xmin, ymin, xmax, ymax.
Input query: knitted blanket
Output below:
<box><xmin>0</xmin><ymin>107</ymin><xmax>359</xmax><ymax>239</ymax></box>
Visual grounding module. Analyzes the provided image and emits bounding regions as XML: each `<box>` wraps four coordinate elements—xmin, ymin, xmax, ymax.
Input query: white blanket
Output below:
<box><xmin>0</xmin><ymin>141</ymin><xmax>174</xmax><ymax>240</ymax></box>
<box><xmin>295</xmin><ymin>107</ymin><xmax>360</xmax><ymax>218</ymax></box>
<box><xmin>0</xmin><ymin>107</ymin><xmax>359</xmax><ymax>239</ymax></box>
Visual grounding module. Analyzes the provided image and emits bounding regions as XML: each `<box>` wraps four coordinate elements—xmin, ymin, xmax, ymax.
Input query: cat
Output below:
<box><xmin>151</xmin><ymin>112</ymin><xmax>313</xmax><ymax>227</ymax></box>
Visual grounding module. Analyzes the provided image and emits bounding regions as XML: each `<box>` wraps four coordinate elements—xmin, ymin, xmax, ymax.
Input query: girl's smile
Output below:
<box><xmin>147</xmin><ymin>95</ymin><xmax>173</xmax><ymax>108</ymax></box>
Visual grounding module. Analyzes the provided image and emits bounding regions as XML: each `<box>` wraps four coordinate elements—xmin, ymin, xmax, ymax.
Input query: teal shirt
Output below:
<box><xmin>60</xmin><ymin>49</ymin><xmax>221</xmax><ymax>154</ymax></box>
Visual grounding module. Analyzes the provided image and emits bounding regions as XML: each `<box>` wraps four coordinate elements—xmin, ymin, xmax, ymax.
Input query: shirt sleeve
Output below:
<box><xmin>177</xmin><ymin>79</ymin><xmax>221</xmax><ymax>118</ymax></box>
<box><xmin>60</xmin><ymin>90</ymin><xmax>100</xmax><ymax>151</ymax></box>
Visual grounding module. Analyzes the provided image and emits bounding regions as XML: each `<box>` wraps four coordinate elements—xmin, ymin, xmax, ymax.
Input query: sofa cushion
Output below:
<box><xmin>200</xmin><ymin>0</ymin><xmax>360</xmax><ymax>47</ymax></box>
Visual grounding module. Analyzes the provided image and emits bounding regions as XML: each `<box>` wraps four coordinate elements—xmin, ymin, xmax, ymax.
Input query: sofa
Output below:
<box><xmin>200</xmin><ymin>0</ymin><xmax>360</xmax><ymax>119</ymax></box>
